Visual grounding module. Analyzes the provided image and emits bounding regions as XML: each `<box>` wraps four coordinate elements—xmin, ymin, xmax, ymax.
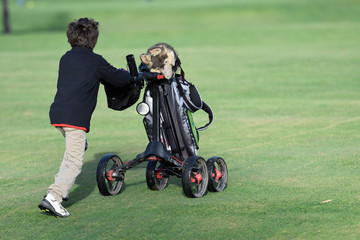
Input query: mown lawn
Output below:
<box><xmin>1</xmin><ymin>0</ymin><xmax>359</xmax><ymax>239</ymax></box>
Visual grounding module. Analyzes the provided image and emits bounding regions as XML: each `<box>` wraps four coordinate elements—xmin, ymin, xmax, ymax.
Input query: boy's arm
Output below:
<box><xmin>98</xmin><ymin>56</ymin><xmax>132</xmax><ymax>87</ymax></box>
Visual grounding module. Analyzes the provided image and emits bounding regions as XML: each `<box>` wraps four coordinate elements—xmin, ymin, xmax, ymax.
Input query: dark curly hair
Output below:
<box><xmin>66</xmin><ymin>18</ymin><xmax>99</xmax><ymax>50</ymax></box>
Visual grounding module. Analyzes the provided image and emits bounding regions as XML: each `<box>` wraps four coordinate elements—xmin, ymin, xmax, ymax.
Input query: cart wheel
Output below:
<box><xmin>96</xmin><ymin>154</ymin><xmax>124</xmax><ymax>196</ymax></box>
<box><xmin>182</xmin><ymin>156</ymin><xmax>208</xmax><ymax>198</ymax></box>
<box><xmin>146</xmin><ymin>160</ymin><xmax>169</xmax><ymax>190</ymax></box>
<box><xmin>207</xmin><ymin>157</ymin><xmax>228</xmax><ymax>192</ymax></box>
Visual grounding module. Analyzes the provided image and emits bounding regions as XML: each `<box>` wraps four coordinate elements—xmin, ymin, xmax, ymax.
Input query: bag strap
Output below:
<box><xmin>197</xmin><ymin>101</ymin><xmax>214</xmax><ymax>131</ymax></box>
<box><xmin>184</xmin><ymin>83</ymin><xmax>203</xmax><ymax>112</ymax></box>
<box><xmin>175</xmin><ymin>76</ymin><xmax>214</xmax><ymax>131</ymax></box>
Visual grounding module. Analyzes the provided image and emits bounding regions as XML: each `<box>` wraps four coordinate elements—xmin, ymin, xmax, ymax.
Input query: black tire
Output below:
<box><xmin>207</xmin><ymin>157</ymin><xmax>228</xmax><ymax>192</ymax></box>
<box><xmin>146</xmin><ymin>160</ymin><xmax>170</xmax><ymax>190</ymax></box>
<box><xmin>96</xmin><ymin>154</ymin><xmax>124</xmax><ymax>196</ymax></box>
<box><xmin>182</xmin><ymin>156</ymin><xmax>208</xmax><ymax>198</ymax></box>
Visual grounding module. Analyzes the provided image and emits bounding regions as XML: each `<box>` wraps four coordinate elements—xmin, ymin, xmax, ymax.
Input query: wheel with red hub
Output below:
<box><xmin>96</xmin><ymin>154</ymin><xmax>124</xmax><ymax>196</ymax></box>
<box><xmin>182</xmin><ymin>156</ymin><xmax>209</xmax><ymax>198</ymax></box>
<box><xmin>146</xmin><ymin>158</ymin><xmax>169</xmax><ymax>190</ymax></box>
<box><xmin>207</xmin><ymin>157</ymin><xmax>228</xmax><ymax>192</ymax></box>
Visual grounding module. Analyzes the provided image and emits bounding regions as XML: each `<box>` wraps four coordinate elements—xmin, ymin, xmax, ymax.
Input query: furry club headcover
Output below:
<box><xmin>140</xmin><ymin>43</ymin><xmax>178</xmax><ymax>79</ymax></box>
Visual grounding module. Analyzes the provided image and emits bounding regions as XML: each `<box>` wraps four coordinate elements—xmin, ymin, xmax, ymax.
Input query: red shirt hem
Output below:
<box><xmin>52</xmin><ymin>124</ymin><xmax>87</xmax><ymax>132</ymax></box>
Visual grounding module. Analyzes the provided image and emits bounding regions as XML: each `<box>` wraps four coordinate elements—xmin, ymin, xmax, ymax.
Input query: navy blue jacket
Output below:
<box><xmin>49</xmin><ymin>47</ymin><xmax>132</xmax><ymax>132</ymax></box>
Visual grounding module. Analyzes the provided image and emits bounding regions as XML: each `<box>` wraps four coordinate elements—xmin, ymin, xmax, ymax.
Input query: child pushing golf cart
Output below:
<box><xmin>97</xmin><ymin>43</ymin><xmax>228</xmax><ymax>198</ymax></box>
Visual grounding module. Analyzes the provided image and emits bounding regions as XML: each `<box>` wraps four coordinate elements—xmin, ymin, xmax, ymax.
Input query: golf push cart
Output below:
<box><xmin>96</xmin><ymin>54</ymin><xmax>228</xmax><ymax>198</ymax></box>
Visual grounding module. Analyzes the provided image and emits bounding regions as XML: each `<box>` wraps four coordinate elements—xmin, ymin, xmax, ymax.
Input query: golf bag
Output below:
<box><xmin>142</xmin><ymin>75</ymin><xmax>214</xmax><ymax>163</ymax></box>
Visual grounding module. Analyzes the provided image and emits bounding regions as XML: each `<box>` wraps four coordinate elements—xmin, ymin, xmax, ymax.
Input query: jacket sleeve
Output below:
<box><xmin>97</xmin><ymin>55</ymin><xmax>132</xmax><ymax>88</ymax></box>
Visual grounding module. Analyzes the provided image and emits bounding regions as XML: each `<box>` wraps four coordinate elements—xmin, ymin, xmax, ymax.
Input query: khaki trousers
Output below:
<box><xmin>48</xmin><ymin>127</ymin><xmax>86</xmax><ymax>203</ymax></box>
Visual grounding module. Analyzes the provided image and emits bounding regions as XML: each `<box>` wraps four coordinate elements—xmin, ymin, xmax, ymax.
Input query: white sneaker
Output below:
<box><xmin>38</xmin><ymin>193</ymin><xmax>70</xmax><ymax>218</ymax></box>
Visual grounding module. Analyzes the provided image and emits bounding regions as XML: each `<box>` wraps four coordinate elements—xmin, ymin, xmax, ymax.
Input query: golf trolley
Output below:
<box><xmin>96</xmin><ymin>55</ymin><xmax>228</xmax><ymax>198</ymax></box>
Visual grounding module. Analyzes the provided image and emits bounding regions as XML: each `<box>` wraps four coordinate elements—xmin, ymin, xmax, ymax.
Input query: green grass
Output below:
<box><xmin>1</xmin><ymin>0</ymin><xmax>360</xmax><ymax>239</ymax></box>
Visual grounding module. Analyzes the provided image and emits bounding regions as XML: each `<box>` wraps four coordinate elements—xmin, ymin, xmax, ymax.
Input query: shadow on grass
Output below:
<box><xmin>63</xmin><ymin>152</ymin><xmax>150</xmax><ymax>207</ymax></box>
<box><xmin>64</xmin><ymin>152</ymin><xmax>109</xmax><ymax>208</ymax></box>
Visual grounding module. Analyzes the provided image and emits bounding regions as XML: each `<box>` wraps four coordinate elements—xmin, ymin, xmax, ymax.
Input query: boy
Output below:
<box><xmin>38</xmin><ymin>18</ymin><xmax>132</xmax><ymax>217</ymax></box>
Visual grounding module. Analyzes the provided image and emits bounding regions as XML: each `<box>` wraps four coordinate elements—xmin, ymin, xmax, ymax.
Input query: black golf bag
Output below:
<box><xmin>141</xmin><ymin>74</ymin><xmax>214</xmax><ymax>164</ymax></box>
